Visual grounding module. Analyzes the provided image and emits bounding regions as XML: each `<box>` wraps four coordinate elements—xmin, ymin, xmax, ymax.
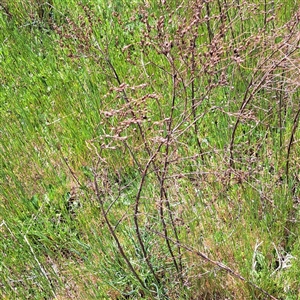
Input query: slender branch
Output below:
<box><xmin>24</xmin><ymin>235</ymin><xmax>57</xmax><ymax>298</ymax></box>
<box><xmin>93</xmin><ymin>171</ymin><xmax>150</xmax><ymax>295</ymax></box>
<box><xmin>151</xmin><ymin>230</ymin><xmax>279</xmax><ymax>300</ymax></box>
<box><xmin>190</xmin><ymin>35</ymin><xmax>204</xmax><ymax>159</ymax></box>
<box><xmin>286</xmin><ymin>107</ymin><xmax>300</xmax><ymax>181</ymax></box>
<box><xmin>96</xmin><ymin>39</ymin><xmax>184</xmax><ymax>279</ymax></box>
<box><xmin>205</xmin><ymin>1</ymin><xmax>213</xmax><ymax>43</ymax></box>
<box><xmin>229</xmin><ymin>39</ymin><xmax>299</xmax><ymax>169</ymax></box>
<box><xmin>158</xmin><ymin>70</ymin><xmax>180</xmax><ymax>274</ymax></box>
<box><xmin>134</xmin><ymin>144</ymin><xmax>165</xmax><ymax>285</ymax></box>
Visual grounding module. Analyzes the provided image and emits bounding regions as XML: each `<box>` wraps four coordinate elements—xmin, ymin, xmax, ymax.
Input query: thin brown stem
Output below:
<box><xmin>286</xmin><ymin>107</ymin><xmax>300</xmax><ymax>181</ymax></box>
<box><xmin>93</xmin><ymin>171</ymin><xmax>150</xmax><ymax>295</ymax></box>
<box><xmin>151</xmin><ymin>229</ymin><xmax>279</xmax><ymax>300</ymax></box>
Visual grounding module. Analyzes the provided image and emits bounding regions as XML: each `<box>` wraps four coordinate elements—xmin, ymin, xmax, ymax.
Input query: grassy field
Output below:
<box><xmin>1</xmin><ymin>1</ymin><xmax>300</xmax><ymax>299</ymax></box>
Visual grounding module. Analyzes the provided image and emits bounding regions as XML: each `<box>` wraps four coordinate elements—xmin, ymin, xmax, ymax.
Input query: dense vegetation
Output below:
<box><xmin>1</xmin><ymin>1</ymin><xmax>300</xmax><ymax>299</ymax></box>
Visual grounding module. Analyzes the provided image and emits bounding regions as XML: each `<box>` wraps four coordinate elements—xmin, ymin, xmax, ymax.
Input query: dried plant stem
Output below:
<box><xmin>205</xmin><ymin>1</ymin><xmax>213</xmax><ymax>43</ymax></box>
<box><xmin>190</xmin><ymin>36</ymin><xmax>204</xmax><ymax>159</ymax></box>
<box><xmin>134</xmin><ymin>145</ymin><xmax>165</xmax><ymax>285</ymax></box>
<box><xmin>151</xmin><ymin>230</ymin><xmax>279</xmax><ymax>300</ymax></box>
<box><xmin>23</xmin><ymin>235</ymin><xmax>57</xmax><ymax>299</ymax></box>
<box><xmin>99</xmin><ymin>40</ymin><xmax>184</xmax><ymax>280</ymax></box>
<box><xmin>93</xmin><ymin>172</ymin><xmax>150</xmax><ymax>296</ymax></box>
<box><xmin>229</xmin><ymin>39</ymin><xmax>299</xmax><ymax>169</ymax></box>
<box><xmin>159</xmin><ymin>67</ymin><xmax>183</xmax><ymax>278</ymax></box>
<box><xmin>286</xmin><ymin>107</ymin><xmax>300</xmax><ymax>181</ymax></box>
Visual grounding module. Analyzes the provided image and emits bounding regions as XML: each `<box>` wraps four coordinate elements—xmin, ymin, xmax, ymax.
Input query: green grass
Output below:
<box><xmin>1</xmin><ymin>1</ymin><xmax>300</xmax><ymax>299</ymax></box>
